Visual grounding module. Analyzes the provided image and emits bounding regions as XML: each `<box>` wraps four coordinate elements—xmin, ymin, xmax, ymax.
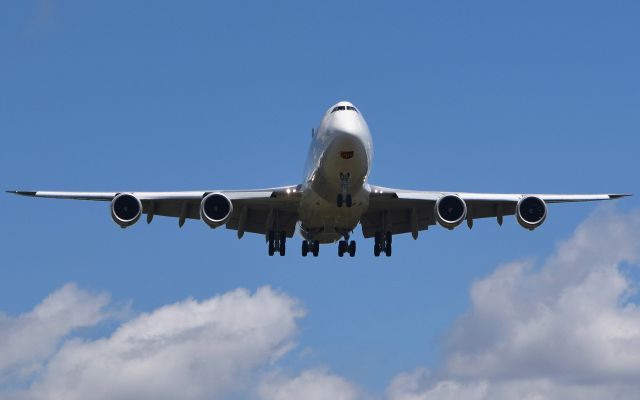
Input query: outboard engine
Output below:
<box><xmin>200</xmin><ymin>193</ymin><xmax>233</xmax><ymax>228</ymax></box>
<box><xmin>111</xmin><ymin>193</ymin><xmax>142</xmax><ymax>228</ymax></box>
<box><xmin>435</xmin><ymin>194</ymin><xmax>467</xmax><ymax>230</ymax></box>
<box><xmin>516</xmin><ymin>196</ymin><xmax>547</xmax><ymax>230</ymax></box>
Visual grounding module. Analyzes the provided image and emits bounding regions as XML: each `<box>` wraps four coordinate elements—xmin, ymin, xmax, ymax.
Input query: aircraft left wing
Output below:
<box><xmin>7</xmin><ymin>186</ymin><xmax>302</xmax><ymax>238</ymax></box>
<box><xmin>362</xmin><ymin>185</ymin><xmax>630</xmax><ymax>239</ymax></box>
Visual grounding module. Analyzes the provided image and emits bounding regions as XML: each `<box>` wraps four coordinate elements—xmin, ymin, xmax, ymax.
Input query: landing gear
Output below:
<box><xmin>279</xmin><ymin>231</ymin><xmax>286</xmax><ymax>256</ymax></box>
<box><xmin>338</xmin><ymin>239</ymin><xmax>356</xmax><ymax>257</ymax></box>
<box><xmin>337</xmin><ymin>173</ymin><xmax>352</xmax><ymax>208</ymax></box>
<box><xmin>268</xmin><ymin>231</ymin><xmax>287</xmax><ymax>256</ymax></box>
<box><xmin>336</xmin><ymin>194</ymin><xmax>353</xmax><ymax>208</ymax></box>
<box><xmin>302</xmin><ymin>240</ymin><xmax>320</xmax><ymax>257</ymax></box>
<box><xmin>268</xmin><ymin>232</ymin><xmax>275</xmax><ymax>256</ymax></box>
<box><xmin>373</xmin><ymin>231</ymin><xmax>392</xmax><ymax>257</ymax></box>
<box><xmin>385</xmin><ymin>231</ymin><xmax>392</xmax><ymax>257</ymax></box>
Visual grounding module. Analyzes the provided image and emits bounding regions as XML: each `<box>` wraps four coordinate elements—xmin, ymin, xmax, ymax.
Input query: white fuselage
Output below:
<box><xmin>298</xmin><ymin>101</ymin><xmax>373</xmax><ymax>243</ymax></box>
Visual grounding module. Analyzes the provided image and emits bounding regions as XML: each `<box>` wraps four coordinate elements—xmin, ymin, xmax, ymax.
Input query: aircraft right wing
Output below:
<box><xmin>7</xmin><ymin>186</ymin><xmax>303</xmax><ymax>238</ymax></box>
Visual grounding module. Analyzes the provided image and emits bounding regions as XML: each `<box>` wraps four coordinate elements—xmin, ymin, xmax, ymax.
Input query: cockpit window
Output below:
<box><xmin>331</xmin><ymin>105</ymin><xmax>358</xmax><ymax>113</ymax></box>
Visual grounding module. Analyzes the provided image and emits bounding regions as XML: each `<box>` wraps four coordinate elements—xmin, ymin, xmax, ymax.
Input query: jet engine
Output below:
<box><xmin>435</xmin><ymin>194</ymin><xmax>467</xmax><ymax>230</ymax></box>
<box><xmin>111</xmin><ymin>193</ymin><xmax>142</xmax><ymax>228</ymax></box>
<box><xmin>200</xmin><ymin>193</ymin><xmax>233</xmax><ymax>228</ymax></box>
<box><xmin>516</xmin><ymin>196</ymin><xmax>547</xmax><ymax>230</ymax></box>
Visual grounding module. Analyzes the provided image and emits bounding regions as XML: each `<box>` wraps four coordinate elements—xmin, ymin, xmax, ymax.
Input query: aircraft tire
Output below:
<box><xmin>338</xmin><ymin>240</ymin><xmax>346</xmax><ymax>257</ymax></box>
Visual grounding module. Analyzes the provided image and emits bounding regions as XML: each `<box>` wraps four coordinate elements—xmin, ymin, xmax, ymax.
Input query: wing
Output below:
<box><xmin>7</xmin><ymin>186</ymin><xmax>302</xmax><ymax>238</ymax></box>
<box><xmin>361</xmin><ymin>185</ymin><xmax>630</xmax><ymax>239</ymax></box>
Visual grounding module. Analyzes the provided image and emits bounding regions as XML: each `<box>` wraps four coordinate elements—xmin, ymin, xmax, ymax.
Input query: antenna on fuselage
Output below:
<box><xmin>311</xmin><ymin>128</ymin><xmax>315</xmax><ymax>137</ymax></box>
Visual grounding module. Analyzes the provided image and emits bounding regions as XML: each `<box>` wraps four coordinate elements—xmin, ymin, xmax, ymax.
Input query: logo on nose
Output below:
<box><xmin>340</xmin><ymin>151</ymin><xmax>354</xmax><ymax>160</ymax></box>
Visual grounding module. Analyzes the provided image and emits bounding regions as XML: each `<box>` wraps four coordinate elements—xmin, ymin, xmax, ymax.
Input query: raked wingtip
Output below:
<box><xmin>6</xmin><ymin>190</ymin><xmax>37</xmax><ymax>196</ymax></box>
<box><xmin>609</xmin><ymin>194</ymin><xmax>632</xmax><ymax>199</ymax></box>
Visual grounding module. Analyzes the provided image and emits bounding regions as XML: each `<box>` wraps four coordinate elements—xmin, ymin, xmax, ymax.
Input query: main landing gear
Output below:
<box><xmin>336</xmin><ymin>173</ymin><xmax>353</xmax><ymax>208</ymax></box>
<box><xmin>338</xmin><ymin>240</ymin><xmax>356</xmax><ymax>257</ymax></box>
<box><xmin>268</xmin><ymin>231</ymin><xmax>287</xmax><ymax>256</ymax></box>
<box><xmin>301</xmin><ymin>240</ymin><xmax>320</xmax><ymax>257</ymax></box>
<box><xmin>374</xmin><ymin>231</ymin><xmax>392</xmax><ymax>257</ymax></box>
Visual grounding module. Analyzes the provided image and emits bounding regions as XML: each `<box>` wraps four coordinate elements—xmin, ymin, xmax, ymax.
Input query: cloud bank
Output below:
<box><xmin>1</xmin><ymin>286</ymin><xmax>310</xmax><ymax>400</ymax></box>
<box><xmin>387</xmin><ymin>208</ymin><xmax>640</xmax><ymax>400</ymax></box>
<box><xmin>0</xmin><ymin>284</ymin><xmax>109</xmax><ymax>383</ymax></box>
<box><xmin>1</xmin><ymin>207</ymin><xmax>639</xmax><ymax>400</ymax></box>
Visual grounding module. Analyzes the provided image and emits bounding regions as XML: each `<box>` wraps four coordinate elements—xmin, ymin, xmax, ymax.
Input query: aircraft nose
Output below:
<box><xmin>330</xmin><ymin>111</ymin><xmax>362</xmax><ymax>137</ymax></box>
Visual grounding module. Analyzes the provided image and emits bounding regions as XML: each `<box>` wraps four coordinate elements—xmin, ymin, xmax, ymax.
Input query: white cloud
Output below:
<box><xmin>4</xmin><ymin>207</ymin><xmax>640</xmax><ymax>400</ymax></box>
<box><xmin>259</xmin><ymin>368</ymin><xmax>363</xmax><ymax>400</ymax></box>
<box><xmin>1</xmin><ymin>286</ymin><xmax>304</xmax><ymax>400</ymax></box>
<box><xmin>388</xmin><ymin>208</ymin><xmax>640</xmax><ymax>400</ymax></box>
<box><xmin>387</xmin><ymin>368</ymin><xmax>640</xmax><ymax>400</ymax></box>
<box><xmin>0</xmin><ymin>283</ymin><xmax>109</xmax><ymax>382</ymax></box>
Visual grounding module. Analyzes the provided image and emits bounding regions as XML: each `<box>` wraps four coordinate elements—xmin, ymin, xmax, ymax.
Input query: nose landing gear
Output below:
<box><xmin>336</xmin><ymin>194</ymin><xmax>353</xmax><ymax>208</ymax></box>
<box><xmin>337</xmin><ymin>173</ymin><xmax>353</xmax><ymax>208</ymax></box>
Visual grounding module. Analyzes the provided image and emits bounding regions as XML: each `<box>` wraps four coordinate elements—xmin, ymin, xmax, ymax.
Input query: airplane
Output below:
<box><xmin>8</xmin><ymin>101</ymin><xmax>630</xmax><ymax>257</ymax></box>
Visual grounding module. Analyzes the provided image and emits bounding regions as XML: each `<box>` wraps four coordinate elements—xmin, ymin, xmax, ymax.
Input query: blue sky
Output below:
<box><xmin>1</xmin><ymin>1</ymin><xmax>639</xmax><ymax>399</ymax></box>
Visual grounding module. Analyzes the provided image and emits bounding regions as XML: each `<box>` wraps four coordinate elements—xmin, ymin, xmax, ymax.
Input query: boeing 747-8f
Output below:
<box><xmin>8</xmin><ymin>101</ymin><xmax>630</xmax><ymax>257</ymax></box>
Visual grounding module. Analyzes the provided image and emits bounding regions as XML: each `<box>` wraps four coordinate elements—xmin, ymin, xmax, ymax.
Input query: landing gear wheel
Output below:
<box><xmin>302</xmin><ymin>240</ymin><xmax>309</xmax><ymax>257</ymax></box>
<box><xmin>345</xmin><ymin>194</ymin><xmax>352</xmax><ymax>208</ymax></box>
<box><xmin>337</xmin><ymin>194</ymin><xmax>343</xmax><ymax>208</ymax></box>
<box><xmin>279</xmin><ymin>231</ymin><xmax>286</xmax><ymax>256</ymax></box>
<box><xmin>268</xmin><ymin>232</ymin><xmax>275</xmax><ymax>256</ymax></box>
<box><xmin>348</xmin><ymin>240</ymin><xmax>356</xmax><ymax>257</ymax></box>
<box><xmin>374</xmin><ymin>232</ymin><xmax>382</xmax><ymax>257</ymax></box>
<box><xmin>312</xmin><ymin>241</ymin><xmax>319</xmax><ymax>257</ymax></box>
<box><xmin>385</xmin><ymin>232</ymin><xmax>392</xmax><ymax>257</ymax></box>
<box><xmin>338</xmin><ymin>240</ymin><xmax>347</xmax><ymax>257</ymax></box>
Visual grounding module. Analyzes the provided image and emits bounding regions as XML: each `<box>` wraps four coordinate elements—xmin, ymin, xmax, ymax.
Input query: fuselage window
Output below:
<box><xmin>346</xmin><ymin>106</ymin><xmax>358</xmax><ymax>113</ymax></box>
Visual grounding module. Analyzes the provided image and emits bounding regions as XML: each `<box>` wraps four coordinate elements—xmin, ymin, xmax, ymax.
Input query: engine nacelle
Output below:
<box><xmin>435</xmin><ymin>194</ymin><xmax>467</xmax><ymax>230</ymax></box>
<box><xmin>200</xmin><ymin>193</ymin><xmax>233</xmax><ymax>228</ymax></box>
<box><xmin>516</xmin><ymin>196</ymin><xmax>547</xmax><ymax>230</ymax></box>
<box><xmin>111</xmin><ymin>193</ymin><xmax>142</xmax><ymax>228</ymax></box>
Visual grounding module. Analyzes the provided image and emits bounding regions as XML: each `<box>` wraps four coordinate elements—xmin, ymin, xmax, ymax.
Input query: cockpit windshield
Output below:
<box><xmin>331</xmin><ymin>105</ymin><xmax>358</xmax><ymax>113</ymax></box>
